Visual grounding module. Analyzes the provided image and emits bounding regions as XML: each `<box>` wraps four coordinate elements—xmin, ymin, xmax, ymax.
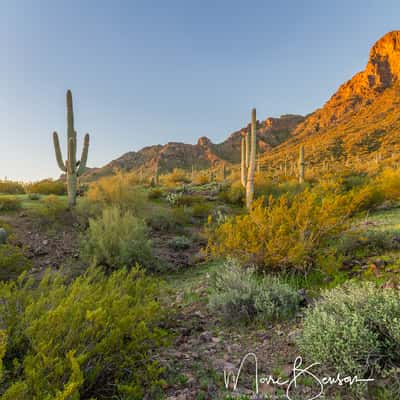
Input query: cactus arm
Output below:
<box><xmin>53</xmin><ymin>131</ymin><xmax>67</xmax><ymax>172</ymax></box>
<box><xmin>77</xmin><ymin>133</ymin><xmax>90</xmax><ymax>176</ymax></box>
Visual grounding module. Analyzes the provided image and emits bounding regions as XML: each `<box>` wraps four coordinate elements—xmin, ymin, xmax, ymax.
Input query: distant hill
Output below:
<box><xmin>83</xmin><ymin>30</ymin><xmax>400</xmax><ymax>182</ymax></box>
<box><xmin>82</xmin><ymin>114</ymin><xmax>304</xmax><ymax>181</ymax></box>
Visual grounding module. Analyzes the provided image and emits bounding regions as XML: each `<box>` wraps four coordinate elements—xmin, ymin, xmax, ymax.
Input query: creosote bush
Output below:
<box><xmin>0</xmin><ymin>244</ymin><xmax>32</xmax><ymax>281</ymax></box>
<box><xmin>297</xmin><ymin>281</ymin><xmax>400</xmax><ymax>397</ymax></box>
<box><xmin>81</xmin><ymin>206</ymin><xmax>155</xmax><ymax>270</ymax></box>
<box><xmin>25</xmin><ymin>179</ymin><xmax>66</xmax><ymax>196</ymax></box>
<box><xmin>86</xmin><ymin>172</ymin><xmax>147</xmax><ymax>214</ymax></box>
<box><xmin>0</xmin><ymin>180</ymin><xmax>25</xmax><ymax>195</ymax></box>
<box><xmin>0</xmin><ymin>267</ymin><xmax>170</xmax><ymax>399</ymax></box>
<box><xmin>209</xmin><ymin>259</ymin><xmax>300</xmax><ymax>323</ymax></box>
<box><xmin>208</xmin><ymin>190</ymin><xmax>352</xmax><ymax>271</ymax></box>
<box><xmin>0</xmin><ymin>196</ymin><xmax>22</xmax><ymax>212</ymax></box>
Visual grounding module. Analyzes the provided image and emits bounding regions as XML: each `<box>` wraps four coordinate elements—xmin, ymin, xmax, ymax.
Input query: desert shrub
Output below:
<box><xmin>193</xmin><ymin>173</ymin><xmax>210</xmax><ymax>186</ymax></box>
<box><xmin>0</xmin><ymin>330</ymin><xmax>6</xmax><ymax>381</ymax></box>
<box><xmin>208</xmin><ymin>190</ymin><xmax>352</xmax><ymax>271</ymax></box>
<box><xmin>297</xmin><ymin>282</ymin><xmax>400</xmax><ymax>396</ymax></box>
<box><xmin>175</xmin><ymin>194</ymin><xmax>202</xmax><ymax>207</ymax></box>
<box><xmin>0</xmin><ymin>180</ymin><xmax>25</xmax><ymax>195</ymax></box>
<box><xmin>378</xmin><ymin>168</ymin><xmax>400</xmax><ymax>201</ymax></box>
<box><xmin>0</xmin><ymin>196</ymin><xmax>22</xmax><ymax>212</ymax></box>
<box><xmin>349</xmin><ymin>184</ymin><xmax>385</xmax><ymax>214</ymax></box>
<box><xmin>148</xmin><ymin>188</ymin><xmax>164</xmax><ymax>200</ymax></box>
<box><xmin>32</xmin><ymin>195</ymin><xmax>68</xmax><ymax>225</ymax></box>
<box><xmin>224</xmin><ymin>182</ymin><xmax>245</xmax><ymax>206</ymax></box>
<box><xmin>341</xmin><ymin>172</ymin><xmax>369</xmax><ymax>191</ymax></box>
<box><xmin>86</xmin><ymin>173</ymin><xmax>147</xmax><ymax>213</ymax></box>
<box><xmin>81</xmin><ymin>206</ymin><xmax>155</xmax><ymax>270</ymax></box>
<box><xmin>0</xmin><ymin>267</ymin><xmax>170</xmax><ymax>399</ymax></box>
<box><xmin>165</xmin><ymin>192</ymin><xmax>182</xmax><ymax>207</ymax></box>
<box><xmin>0</xmin><ymin>244</ymin><xmax>32</xmax><ymax>281</ymax></box>
<box><xmin>209</xmin><ymin>259</ymin><xmax>300</xmax><ymax>323</ymax></box>
<box><xmin>161</xmin><ymin>168</ymin><xmax>190</xmax><ymax>187</ymax></box>
<box><xmin>27</xmin><ymin>193</ymin><xmax>40</xmax><ymax>201</ymax></box>
<box><xmin>25</xmin><ymin>179</ymin><xmax>66</xmax><ymax>195</ymax></box>
<box><xmin>191</xmin><ymin>203</ymin><xmax>211</xmax><ymax>218</ymax></box>
<box><xmin>168</xmin><ymin>236</ymin><xmax>192</xmax><ymax>250</ymax></box>
<box><xmin>336</xmin><ymin>230</ymin><xmax>400</xmax><ymax>258</ymax></box>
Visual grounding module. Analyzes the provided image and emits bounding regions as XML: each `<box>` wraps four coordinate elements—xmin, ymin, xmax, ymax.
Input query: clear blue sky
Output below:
<box><xmin>1</xmin><ymin>0</ymin><xmax>399</xmax><ymax>181</ymax></box>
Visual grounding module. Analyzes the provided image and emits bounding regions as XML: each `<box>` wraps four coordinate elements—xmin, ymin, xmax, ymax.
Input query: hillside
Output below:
<box><xmin>258</xmin><ymin>31</ymin><xmax>400</xmax><ymax>172</ymax></box>
<box><xmin>82</xmin><ymin>114</ymin><xmax>304</xmax><ymax>181</ymax></box>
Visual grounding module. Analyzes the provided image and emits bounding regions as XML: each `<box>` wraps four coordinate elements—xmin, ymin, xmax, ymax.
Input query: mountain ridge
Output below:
<box><xmin>83</xmin><ymin>30</ymin><xmax>400</xmax><ymax>181</ymax></box>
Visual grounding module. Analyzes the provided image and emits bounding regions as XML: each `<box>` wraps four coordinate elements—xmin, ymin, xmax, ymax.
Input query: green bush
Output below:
<box><xmin>0</xmin><ymin>244</ymin><xmax>32</xmax><ymax>281</ymax></box>
<box><xmin>209</xmin><ymin>259</ymin><xmax>301</xmax><ymax>323</ymax></box>
<box><xmin>86</xmin><ymin>173</ymin><xmax>147</xmax><ymax>214</ymax></box>
<box><xmin>176</xmin><ymin>194</ymin><xmax>202</xmax><ymax>207</ymax></box>
<box><xmin>297</xmin><ymin>281</ymin><xmax>400</xmax><ymax>397</ymax></box>
<box><xmin>82</xmin><ymin>206</ymin><xmax>155</xmax><ymax>270</ymax></box>
<box><xmin>208</xmin><ymin>190</ymin><xmax>352</xmax><ymax>271</ymax></box>
<box><xmin>148</xmin><ymin>188</ymin><xmax>164</xmax><ymax>200</ymax></box>
<box><xmin>31</xmin><ymin>195</ymin><xmax>68</xmax><ymax>226</ymax></box>
<box><xmin>168</xmin><ymin>236</ymin><xmax>192</xmax><ymax>250</ymax></box>
<box><xmin>27</xmin><ymin>193</ymin><xmax>40</xmax><ymax>201</ymax></box>
<box><xmin>25</xmin><ymin>179</ymin><xmax>66</xmax><ymax>195</ymax></box>
<box><xmin>0</xmin><ymin>267</ymin><xmax>170</xmax><ymax>399</ymax></box>
<box><xmin>0</xmin><ymin>180</ymin><xmax>25</xmax><ymax>195</ymax></box>
<box><xmin>0</xmin><ymin>196</ymin><xmax>22</xmax><ymax>212</ymax></box>
<box><xmin>337</xmin><ymin>230</ymin><xmax>400</xmax><ymax>258</ymax></box>
<box><xmin>191</xmin><ymin>203</ymin><xmax>211</xmax><ymax>218</ymax></box>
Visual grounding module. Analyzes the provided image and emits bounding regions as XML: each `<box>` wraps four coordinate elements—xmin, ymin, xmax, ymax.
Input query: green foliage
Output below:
<box><xmin>148</xmin><ymin>188</ymin><xmax>164</xmax><ymax>200</ymax></box>
<box><xmin>0</xmin><ymin>196</ymin><xmax>22</xmax><ymax>212</ymax></box>
<box><xmin>25</xmin><ymin>179</ymin><xmax>66</xmax><ymax>196</ymax></box>
<box><xmin>32</xmin><ymin>195</ymin><xmax>68</xmax><ymax>225</ymax></box>
<box><xmin>86</xmin><ymin>173</ymin><xmax>147</xmax><ymax>214</ymax></box>
<box><xmin>0</xmin><ymin>181</ymin><xmax>24</xmax><ymax>195</ymax></box>
<box><xmin>161</xmin><ymin>168</ymin><xmax>190</xmax><ymax>187</ymax></box>
<box><xmin>0</xmin><ymin>267</ymin><xmax>170</xmax><ymax>399</ymax></box>
<box><xmin>27</xmin><ymin>193</ymin><xmax>40</xmax><ymax>201</ymax></box>
<box><xmin>336</xmin><ymin>230</ymin><xmax>400</xmax><ymax>258</ymax></box>
<box><xmin>191</xmin><ymin>203</ymin><xmax>211</xmax><ymax>218</ymax></box>
<box><xmin>168</xmin><ymin>236</ymin><xmax>192</xmax><ymax>250</ymax></box>
<box><xmin>81</xmin><ymin>206</ymin><xmax>155</xmax><ymax>270</ymax></box>
<box><xmin>209</xmin><ymin>259</ymin><xmax>301</xmax><ymax>323</ymax></box>
<box><xmin>297</xmin><ymin>281</ymin><xmax>400</xmax><ymax>397</ymax></box>
<box><xmin>208</xmin><ymin>190</ymin><xmax>352</xmax><ymax>271</ymax></box>
<box><xmin>0</xmin><ymin>244</ymin><xmax>32</xmax><ymax>281</ymax></box>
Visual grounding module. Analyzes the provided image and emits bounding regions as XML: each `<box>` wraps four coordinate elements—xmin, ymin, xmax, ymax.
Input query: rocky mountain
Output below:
<box><xmin>82</xmin><ymin>114</ymin><xmax>304</xmax><ymax>181</ymax></box>
<box><xmin>84</xmin><ymin>30</ymin><xmax>400</xmax><ymax>181</ymax></box>
<box><xmin>257</xmin><ymin>30</ymin><xmax>400</xmax><ymax>169</ymax></box>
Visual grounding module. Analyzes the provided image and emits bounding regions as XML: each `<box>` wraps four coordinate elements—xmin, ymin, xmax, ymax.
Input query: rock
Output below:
<box><xmin>0</xmin><ymin>228</ymin><xmax>7</xmax><ymax>244</ymax></box>
<box><xmin>199</xmin><ymin>331</ymin><xmax>213</xmax><ymax>343</ymax></box>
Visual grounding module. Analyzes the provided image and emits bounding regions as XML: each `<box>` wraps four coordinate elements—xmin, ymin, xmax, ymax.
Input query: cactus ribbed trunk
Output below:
<box><xmin>241</xmin><ymin>136</ymin><xmax>247</xmax><ymax>187</ymax></box>
<box><xmin>299</xmin><ymin>145</ymin><xmax>305</xmax><ymax>184</ymax></box>
<box><xmin>246</xmin><ymin>108</ymin><xmax>257</xmax><ymax>208</ymax></box>
<box><xmin>53</xmin><ymin>90</ymin><xmax>90</xmax><ymax>207</ymax></box>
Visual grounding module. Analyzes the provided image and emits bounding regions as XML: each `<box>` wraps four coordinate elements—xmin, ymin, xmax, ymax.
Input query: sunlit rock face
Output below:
<box><xmin>295</xmin><ymin>31</ymin><xmax>400</xmax><ymax>136</ymax></box>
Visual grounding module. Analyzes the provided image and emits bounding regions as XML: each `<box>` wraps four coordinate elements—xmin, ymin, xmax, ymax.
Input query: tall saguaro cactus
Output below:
<box><xmin>240</xmin><ymin>109</ymin><xmax>257</xmax><ymax>208</ymax></box>
<box><xmin>53</xmin><ymin>90</ymin><xmax>90</xmax><ymax>207</ymax></box>
<box><xmin>298</xmin><ymin>145</ymin><xmax>305</xmax><ymax>184</ymax></box>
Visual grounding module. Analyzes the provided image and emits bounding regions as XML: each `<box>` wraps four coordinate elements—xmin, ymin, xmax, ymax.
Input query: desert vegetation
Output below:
<box><xmin>3</xmin><ymin>29</ymin><xmax>400</xmax><ymax>398</ymax></box>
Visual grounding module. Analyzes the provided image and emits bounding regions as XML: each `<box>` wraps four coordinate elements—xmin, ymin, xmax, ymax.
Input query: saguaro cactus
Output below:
<box><xmin>53</xmin><ymin>90</ymin><xmax>90</xmax><ymax>207</ymax></box>
<box><xmin>240</xmin><ymin>109</ymin><xmax>257</xmax><ymax>208</ymax></box>
<box><xmin>298</xmin><ymin>145</ymin><xmax>305</xmax><ymax>184</ymax></box>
